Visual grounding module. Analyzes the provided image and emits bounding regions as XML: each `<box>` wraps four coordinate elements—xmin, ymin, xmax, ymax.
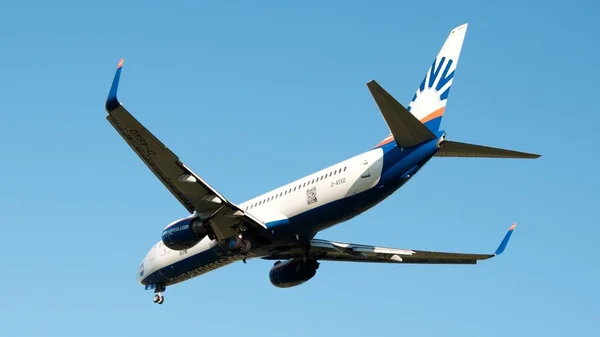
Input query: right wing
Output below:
<box><xmin>104</xmin><ymin>59</ymin><xmax>266</xmax><ymax>241</ymax></box>
<box><xmin>264</xmin><ymin>223</ymin><xmax>516</xmax><ymax>264</ymax></box>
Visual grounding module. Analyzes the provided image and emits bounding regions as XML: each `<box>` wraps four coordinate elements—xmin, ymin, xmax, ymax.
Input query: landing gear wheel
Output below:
<box><xmin>239</xmin><ymin>240</ymin><xmax>252</xmax><ymax>254</ymax></box>
<box><xmin>228</xmin><ymin>236</ymin><xmax>242</xmax><ymax>250</ymax></box>
<box><xmin>153</xmin><ymin>294</ymin><xmax>164</xmax><ymax>305</ymax></box>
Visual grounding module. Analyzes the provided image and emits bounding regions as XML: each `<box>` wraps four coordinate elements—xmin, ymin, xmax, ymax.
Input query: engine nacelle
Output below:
<box><xmin>161</xmin><ymin>217</ymin><xmax>210</xmax><ymax>251</ymax></box>
<box><xmin>269</xmin><ymin>258</ymin><xmax>319</xmax><ymax>288</ymax></box>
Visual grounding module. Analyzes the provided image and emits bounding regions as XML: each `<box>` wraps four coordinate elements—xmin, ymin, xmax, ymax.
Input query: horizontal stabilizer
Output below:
<box><xmin>436</xmin><ymin>140</ymin><xmax>541</xmax><ymax>159</ymax></box>
<box><xmin>367</xmin><ymin>80</ymin><xmax>436</xmax><ymax>148</ymax></box>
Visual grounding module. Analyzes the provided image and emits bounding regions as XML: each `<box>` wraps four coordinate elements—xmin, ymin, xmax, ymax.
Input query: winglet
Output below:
<box><xmin>106</xmin><ymin>58</ymin><xmax>124</xmax><ymax>112</ymax></box>
<box><xmin>494</xmin><ymin>223</ymin><xmax>516</xmax><ymax>256</ymax></box>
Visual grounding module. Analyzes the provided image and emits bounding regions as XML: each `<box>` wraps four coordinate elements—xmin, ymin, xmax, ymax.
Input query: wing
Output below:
<box><xmin>263</xmin><ymin>223</ymin><xmax>516</xmax><ymax>264</ymax></box>
<box><xmin>104</xmin><ymin>59</ymin><xmax>266</xmax><ymax>241</ymax></box>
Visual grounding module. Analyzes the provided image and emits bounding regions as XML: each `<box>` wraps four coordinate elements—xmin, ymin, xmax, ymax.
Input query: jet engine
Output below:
<box><xmin>269</xmin><ymin>258</ymin><xmax>319</xmax><ymax>288</ymax></box>
<box><xmin>161</xmin><ymin>217</ymin><xmax>210</xmax><ymax>250</ymax></box>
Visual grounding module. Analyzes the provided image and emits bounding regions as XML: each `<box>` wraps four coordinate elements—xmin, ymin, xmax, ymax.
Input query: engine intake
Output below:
<box><xmin>269</xmin><ymin>258</ymin><xmax>319</xmax><ymax>288</ymax></box>
<box><xmin>161</xmin><ymin>217</ymin><xmax>210</xmax><ymax>250</ymax></box>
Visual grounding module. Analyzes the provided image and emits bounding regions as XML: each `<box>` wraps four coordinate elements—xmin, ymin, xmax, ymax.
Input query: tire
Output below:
<box><xmin>240</xmin><ymin>240</ymin><xmax>252</xmax><ymax>254</ymax></box>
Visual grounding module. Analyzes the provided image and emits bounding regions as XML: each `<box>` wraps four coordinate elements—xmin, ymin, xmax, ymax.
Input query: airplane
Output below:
<box><xmin>104</xmin><ymin>23</ymin><xmax>539</xmax><ymax>305</ymax></box>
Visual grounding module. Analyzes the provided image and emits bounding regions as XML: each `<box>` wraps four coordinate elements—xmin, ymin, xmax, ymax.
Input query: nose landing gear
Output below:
<box><xmin>153</xmin><ymin>293</ymin><xmax>164</xmax><ymax>305</ymax></box>
<box><xmin>152</xmin><ymin>284</ymin><xmax>166</xmax><ymax>305</ymax></box>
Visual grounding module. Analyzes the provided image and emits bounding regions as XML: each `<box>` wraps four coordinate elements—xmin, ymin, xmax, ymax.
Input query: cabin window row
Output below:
<box><xmin>245</xmin><ymin>166</ymin><xmax>347</xmax><ymax>210</ymax></box>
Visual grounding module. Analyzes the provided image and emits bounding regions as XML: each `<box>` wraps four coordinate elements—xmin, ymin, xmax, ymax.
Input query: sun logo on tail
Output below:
<box><xmin>407</xmin><ymin>56</ymin><xmax>457</xmax><ymax>128</ymax></box>
<box><xmin>409</xmin><ymin>56</ymin><xmax>455</xmax><ymax>108</ymax></box>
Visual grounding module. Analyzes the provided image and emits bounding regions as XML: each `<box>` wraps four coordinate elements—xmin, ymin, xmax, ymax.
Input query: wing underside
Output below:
<box><xmin>263</xmin><ymin>224</ymin><xmax>516</xmax><ymax>264</ymax></box>
<box><xmin>104</xmin><ymin>59</ymin><xmax>266</xmax><ymax>241</ymax></box>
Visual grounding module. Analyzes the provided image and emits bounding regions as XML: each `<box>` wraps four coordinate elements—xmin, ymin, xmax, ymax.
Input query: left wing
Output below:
<box><xmin>263</xmin><ymin>223</ymin><xmax>516</xmax><ymax>264</ymax></box>
<box><xmin>104</xmin><ymin>58</ymin><xmax>266</xmax><ymax>241</ymax></box>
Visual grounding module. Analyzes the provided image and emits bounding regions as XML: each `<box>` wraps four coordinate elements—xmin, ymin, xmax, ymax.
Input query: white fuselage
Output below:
<box><xmin>137</xmin><ymin>148</ymin><xmax>386</xmax><ymax>285</ymax></box>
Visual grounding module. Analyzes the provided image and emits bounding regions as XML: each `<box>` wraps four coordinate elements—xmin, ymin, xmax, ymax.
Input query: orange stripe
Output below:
<box><xmin>375</xmin><ymin>134</ymin><xmax>394</xmax><ymax>147</ymax></box>
<box><xmin>420</xmin><ymin>107</ymin><xmax>445</xmax><ymax>124</ymax></box>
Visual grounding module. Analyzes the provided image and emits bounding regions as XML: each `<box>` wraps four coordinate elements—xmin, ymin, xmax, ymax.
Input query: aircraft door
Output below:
<box><xmin>360</xmin><ymin>159</ymin><xmax>371</xmax><ymax>178</ymax></box>
<box><xmin>349</xmin><ymin>150</ymin><xmax>383</xmax><ymax>196</ymax></box>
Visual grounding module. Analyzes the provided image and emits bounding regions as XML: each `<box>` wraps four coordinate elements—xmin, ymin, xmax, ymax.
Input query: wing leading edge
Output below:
<box><xmin>104</xmin><ymin>59</ymin><xmax>266</xmax><ymax>241</ymax></box>
<box><xmin>263</xmin><ymin>223</ymin><xmax>517</xmax><ymax>264</ymax></box>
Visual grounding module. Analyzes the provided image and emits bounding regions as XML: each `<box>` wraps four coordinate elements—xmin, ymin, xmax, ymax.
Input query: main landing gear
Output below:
<box><xmin>228</xmin><ymin>236</ymin><xmax>252</xmax><ymax>254</ymax></box>
<box><xmin>300</xmin><ymin>242</ymin><xmax>311</xmax><ymax>262</ymax></box>
<box><xmin>152</xmin><ymin>285</ymin><xmax>166</xmax><ymax>305</ymax></box>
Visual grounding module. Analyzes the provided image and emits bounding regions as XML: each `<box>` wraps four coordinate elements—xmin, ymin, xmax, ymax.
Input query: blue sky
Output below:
<box><xmin>1</xmin><ymin>0</ymin><xmax>598</xmax><ymax>336</ymax></box>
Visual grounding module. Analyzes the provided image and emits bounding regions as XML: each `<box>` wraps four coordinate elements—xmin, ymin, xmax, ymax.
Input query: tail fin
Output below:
<box><xmin>408</xmin><ymin>23</ymin><xmax>468</xmax><ymax>132</ymax></box>
<box><xmin>436</xmin><ymin>141</ymin><xmax>541</xmax><ymax>159</ymax></box>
